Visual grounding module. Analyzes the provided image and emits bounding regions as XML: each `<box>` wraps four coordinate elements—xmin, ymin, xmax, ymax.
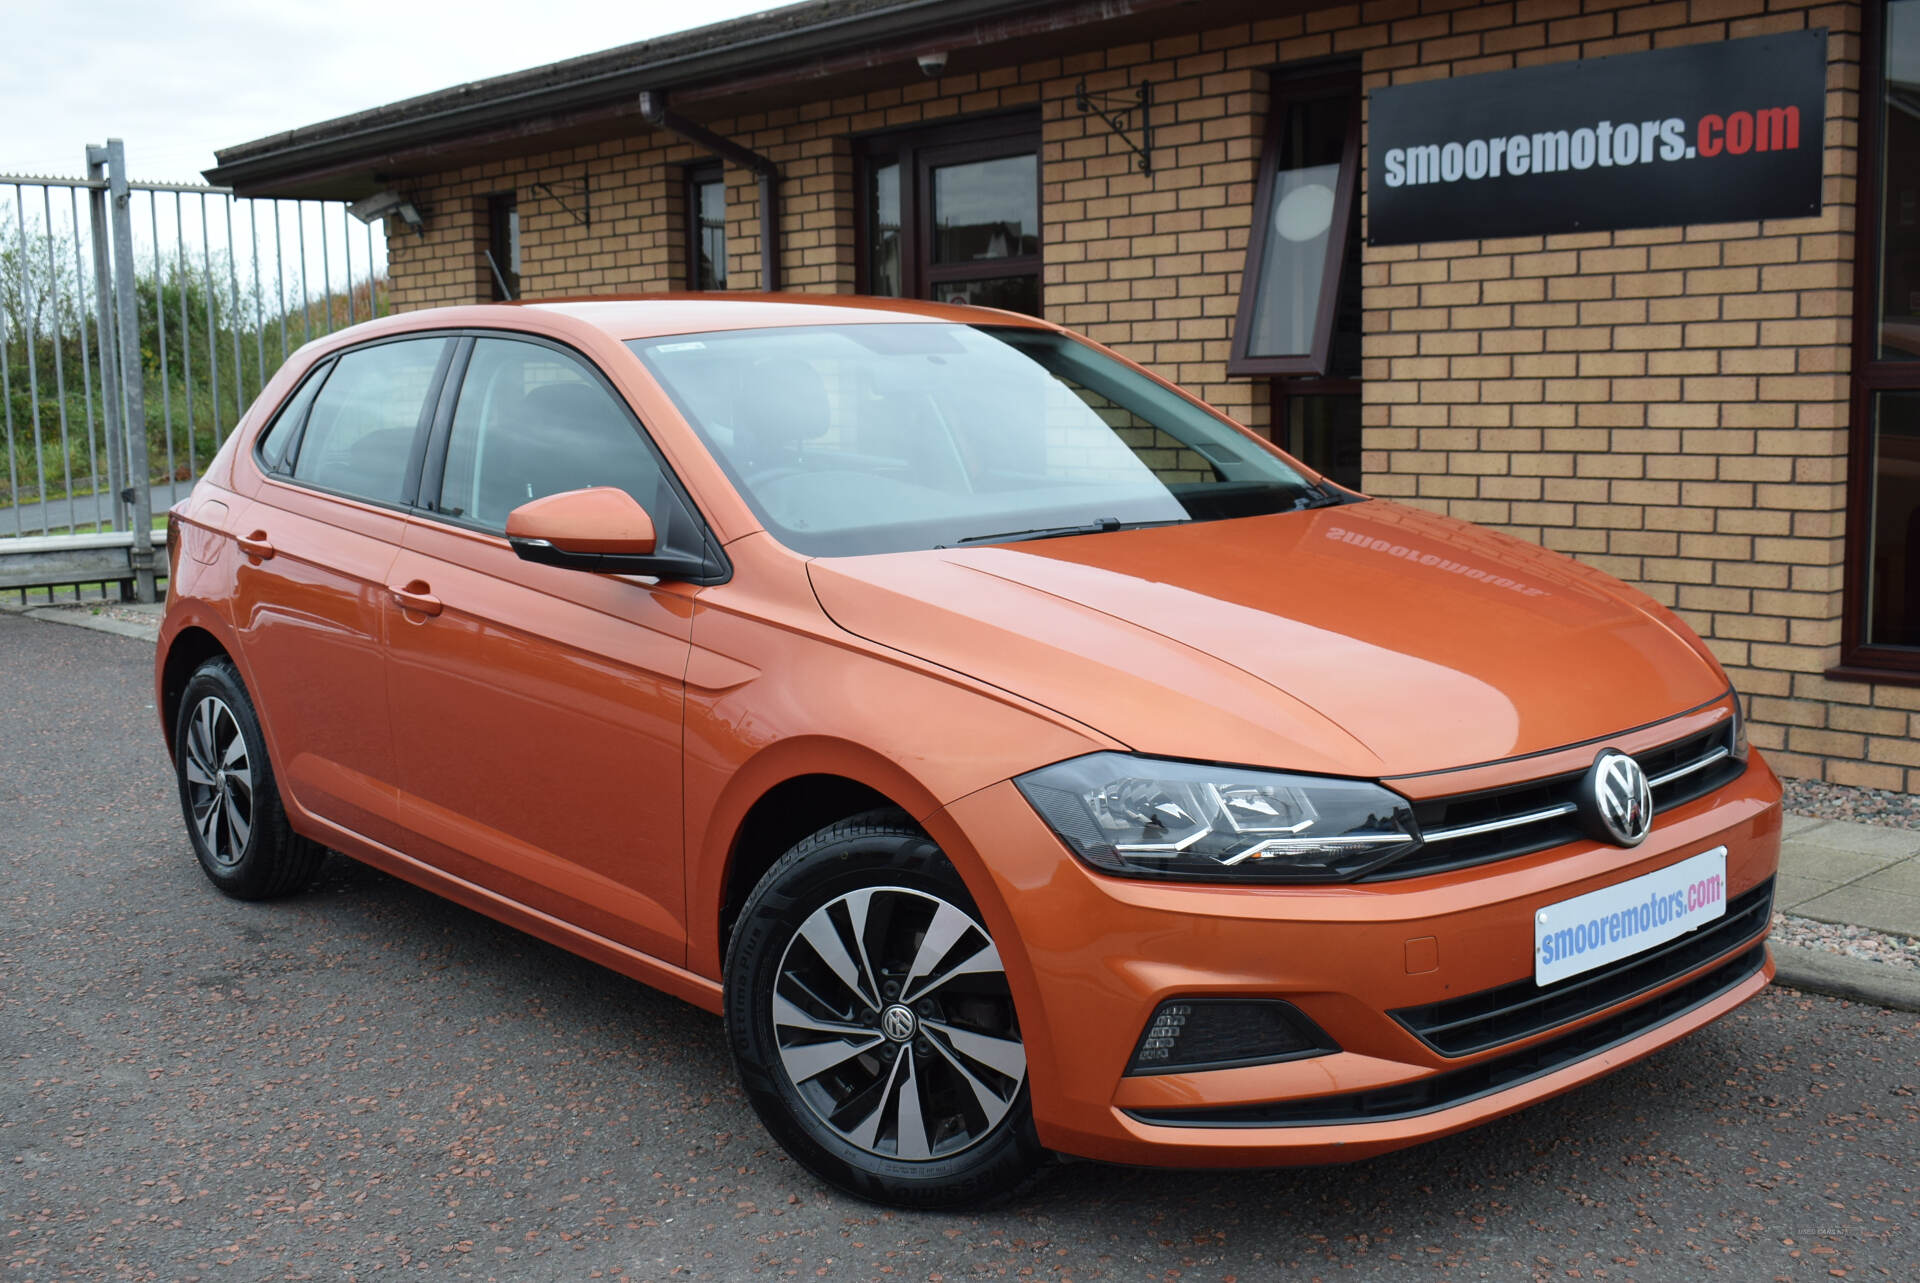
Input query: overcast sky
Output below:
<box><xmin>2</xmin><ymin>0</ymin><xmax>779</xmax><ymax>183</ymax></box>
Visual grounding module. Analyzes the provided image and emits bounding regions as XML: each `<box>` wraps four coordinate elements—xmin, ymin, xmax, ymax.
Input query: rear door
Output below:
<box><xmin>383</xmin><ymin>335</ymin><xmax>702</xmax><ymax>964</ymax></box>
<box><xmin>231</xmin><ymin>335</ymin><xmax>453</xmax><ymax>847</ymax></box>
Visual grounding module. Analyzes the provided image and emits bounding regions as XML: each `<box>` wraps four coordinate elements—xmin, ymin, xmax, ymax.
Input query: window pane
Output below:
<box><xmin>1282</xmin><ymin>392</ymin><xmax>1363</xmax><ymax>491</ymax></box>
<box><xmin>927</xmin><ymin>274</ymin><xmax>1041</xmax><ymax>316</ymax></box>
<box><xmin>1867</xmin><ymin>390</ymin><xmax>1920</xmax><ymax>647</ymax></box>
<box><xmin>931</xmin><ymin>154</ymin><xmax>1038</xmax><ymax>264</ymax></box>
<box><xmin>696</xmin><ymin>176</ymin><xmax>727</xmax><ymax>290</ymax></box>
<box><xmin>257</xmin><ymin>363</ymin><xmax>329</xmax><ymax>474</ymax></box>
<box><xmin>1879</xmin><ymin>1</ymin><xmax>1920</xmax><ymax>361</ymax></box>
<box><xmin>292</xmin><ymin>339</ymin><xmax>446</xmax><ymax>504</ymax></box>
<box><xmin>487</xmin><ymin>195</ymin><xmax>518</xmax><ymax>301</ymax></box>
<box><xmin>868</xmin><ymin>160</ymin><xmax>901</xmax><ymax>296</ymax></box>
<box><xmin>1245</xmin><ymin>97</ymin><xmax>1351</xmax><ymax>360</ymax></box>
<box><xmin>438</xmin><ymin>338</ymin><xmax>666</xmax><ymax>531</ymax></box>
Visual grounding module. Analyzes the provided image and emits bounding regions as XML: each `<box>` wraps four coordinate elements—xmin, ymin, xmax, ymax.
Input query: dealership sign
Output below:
<box><xmin>1368</xmin><ymin>31</ymin><xmax>1826</xmax><ymax>245</ymax></box>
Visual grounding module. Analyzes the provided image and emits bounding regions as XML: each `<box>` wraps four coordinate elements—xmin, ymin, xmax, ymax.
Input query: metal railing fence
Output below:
<box><xmin>1</xmin><ymin>139</ymin><xmax>387</xmax><ymax>601</ymax></box>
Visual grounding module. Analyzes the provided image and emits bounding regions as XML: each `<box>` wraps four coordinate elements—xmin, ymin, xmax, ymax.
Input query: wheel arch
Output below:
<box><xmin>158</xmin><ymin>624</ymin><xmax>235</xmax><ymax>754</ymax></box>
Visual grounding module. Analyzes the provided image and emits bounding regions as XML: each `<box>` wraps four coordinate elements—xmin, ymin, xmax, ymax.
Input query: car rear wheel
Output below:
<box><xmin>725</xmin><ymin>811</ymin><xmax>1043</xmax><ymax>1207</ymax></box>
<box><xmin>173</xmin><ymin>658</ymin><xmax>325</xmax><ymax>900</ymax></box>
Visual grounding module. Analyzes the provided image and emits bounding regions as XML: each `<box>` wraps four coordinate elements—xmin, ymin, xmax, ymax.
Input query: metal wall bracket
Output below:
<box><xmin>1074</xmin><ymin>79</ymin><xmax>1153</xmax><ymax>174</ymax></box>
<box><xmin>531</xmin><ymin>163</ymin><xmax>590</xmax><ymax>229</ymax></box>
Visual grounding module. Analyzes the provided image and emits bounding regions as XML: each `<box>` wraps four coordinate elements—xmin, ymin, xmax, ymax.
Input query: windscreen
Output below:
<box><xmin>630</xmin><ymin>322</ymin><xmax>1334</xmax><ymax>556</ymax></box>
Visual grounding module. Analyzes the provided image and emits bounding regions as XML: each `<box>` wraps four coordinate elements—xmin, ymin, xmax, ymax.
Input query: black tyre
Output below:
<box><xmin>725</xmin><ymin>810</ymin><xmax>1044</xmax><ymax>1207</ymax></box>
<box><xmin>173</xmin><ymin>657</ymin><xmax>325</xmax><ymax>900</ymax></box>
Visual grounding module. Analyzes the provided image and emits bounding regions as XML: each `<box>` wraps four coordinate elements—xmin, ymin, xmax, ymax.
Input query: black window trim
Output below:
<box><xmin>410</xmin><ymin>326</ymin><xmax>733</xmax><ymax>584</ymax></box>
<box><xmin>1229</xmin><ymin>66</ymin><xmax>1362</xmax><ymax>378</ymax></box>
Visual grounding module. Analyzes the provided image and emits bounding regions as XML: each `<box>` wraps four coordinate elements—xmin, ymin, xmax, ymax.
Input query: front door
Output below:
<box><xmin>383</xmin><ymin>336</ymin><xmax>697</xmax><ymax>964</ymax></box>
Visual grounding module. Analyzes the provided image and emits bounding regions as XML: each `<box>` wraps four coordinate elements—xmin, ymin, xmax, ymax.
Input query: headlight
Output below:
<box><xmin>1730</xmin><ymin>692</ymin><xmax>1750</xmax><ymax>762</ymax></box>
<box><xmin>1014</xmin><ymin>752</ymin><xmax>1419</xmax><ymax>882</ymax></box>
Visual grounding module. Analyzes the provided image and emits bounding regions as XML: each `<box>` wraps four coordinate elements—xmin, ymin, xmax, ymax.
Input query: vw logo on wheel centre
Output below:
<box><xmin>880</xmin><ymin>1004</ymin><xmax>918</xmax><ymax>1042</ymax></box>
<box><xmin>1583</xmin><ymin>749</ymin><xmax>1653</xmax><ymax>847</ymax></box>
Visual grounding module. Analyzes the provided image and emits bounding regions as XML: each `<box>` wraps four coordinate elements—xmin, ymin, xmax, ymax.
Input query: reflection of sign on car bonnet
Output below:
<box><xmin>1368</xmin><ymin>31</ymin><xmax>1826</xmax><ymax>245</ymax></box>
<box><xmin>1325</xmin><ymin>526</ymin><xmax>1549</xmax><ymax>598</ymax></box>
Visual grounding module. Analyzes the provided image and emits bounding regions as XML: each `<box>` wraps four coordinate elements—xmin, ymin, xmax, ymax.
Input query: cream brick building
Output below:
<box><xmin>210</xmin><ymin>0</ymin><xmax>1920</xmax><ymax>791</ymax></box>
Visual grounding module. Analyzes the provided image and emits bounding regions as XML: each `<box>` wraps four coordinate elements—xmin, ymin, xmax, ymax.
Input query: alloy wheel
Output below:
<box><xmin>182</xmin><ymin>695</ymin><xmax>253</xmax><ymax>869</ymax></box>
<box><xmin>771</xmin><ymin>885</ymin><xmax>1025</xmax><ymax>1161</ymax></box>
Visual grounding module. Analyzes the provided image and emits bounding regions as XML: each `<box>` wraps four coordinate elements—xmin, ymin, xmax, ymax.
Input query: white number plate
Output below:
<box><xmin>1534</xmin><ymin>847</ymin><xmax>1728</xmax><ymax>986</ymax></box>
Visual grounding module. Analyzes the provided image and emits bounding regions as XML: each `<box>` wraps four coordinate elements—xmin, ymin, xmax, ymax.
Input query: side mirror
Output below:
<box><xmin>505</xmin><ymin>487</ymin><xmax>708</xmax><ymax>579</ymax></box>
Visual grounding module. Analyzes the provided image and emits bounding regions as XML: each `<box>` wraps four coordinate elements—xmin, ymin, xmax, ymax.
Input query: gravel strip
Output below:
<box><xmin>1782</xmin><ymin>775</ymin><xmax>1920</xmax><ymax>829</ymax></box>
<box><xmin>1772</xmin><ymin>910</ymin><xmax>1920</xmax><ymax>972</ymax></box>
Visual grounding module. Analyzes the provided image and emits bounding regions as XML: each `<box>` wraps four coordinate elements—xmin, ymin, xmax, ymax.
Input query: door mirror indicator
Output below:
<box><xmin>505</xmin><ymin>487</ymin><xmax>705</xmax><ymax>579</ymax></box>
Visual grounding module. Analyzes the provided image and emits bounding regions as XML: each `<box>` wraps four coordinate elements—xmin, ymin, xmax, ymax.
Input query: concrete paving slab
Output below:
<box><xmin>1777</xmin><ymin>840</ymin><xmax>1912</xmax><ymax>884</ymax></box>
<box><xmin>1861</xmin><ymin>858</ymin><xmax>1920</xmax><ymax>899</ymax></box>
<box><xmin>1785</xmin><ymin>819</ymin><xmax>1920</xmax><ymax>862</ymax></box>
<box><xmin>1781</xmin><ymin>814</ymin><xmax>1830</xmax><ymax>838</ymax></box>
<box><xmin>1792</xmin><ymin>884</ymin><xmax>1920</xmax><ymax>937</ymax></box>
<box><xmin>1772</xmin><ymin>871</ymin><xmax>1838</xmax><ymax>910</ymax></box>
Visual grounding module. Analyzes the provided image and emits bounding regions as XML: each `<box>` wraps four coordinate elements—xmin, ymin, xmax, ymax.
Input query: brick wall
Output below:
<box><xmin>379</xmin><ymin>0</ymin><xmax>1917</xmax><ymax>791</ymax></box>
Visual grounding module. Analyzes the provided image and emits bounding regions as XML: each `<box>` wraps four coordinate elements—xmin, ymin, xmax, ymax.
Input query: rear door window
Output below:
<box><xmin>290</xmin><ymin>338</ymin><xmax>450</xmax><ymax>506</ymax></box>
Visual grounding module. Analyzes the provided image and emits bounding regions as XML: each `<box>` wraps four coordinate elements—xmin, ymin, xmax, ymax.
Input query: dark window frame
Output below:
<box><xmin>854</xmin><ymin>111</ymin><xmax>1042</xmax><ymax>307</ymax></box>
<box><xmin>1836</xmin><ymin>1</ymin><xmax>1920</xmax><ymax>684</ymax></box>
<box><xmin>1229</xmin><ymin>69</ymin><xmax>1363</xmax><ymax>377</ymax></box>
<box><xmin>1273</xmin><ymin>375</ymin><xmax>1364</xmax><ymax>490</ymax></box>
<box><xmin>684</xmin><ymin>161</ymin><xmax>727</xmax><ymax>291</ymax></box>
<box><xmin>486</xmin><ymin>193</ymin><xmax>519</xmax><ymax>301</ymax></box>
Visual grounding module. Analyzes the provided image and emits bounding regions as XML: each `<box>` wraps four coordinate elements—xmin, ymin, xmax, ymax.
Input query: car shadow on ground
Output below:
<box><xmin>274</xmin><ymin>846</ymin><xmax>1762</xmax><ymax>1214</ymax></box>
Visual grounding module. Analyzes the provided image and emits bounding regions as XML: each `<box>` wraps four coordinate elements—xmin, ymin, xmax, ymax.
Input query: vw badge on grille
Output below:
<box><xmin>1583</xmin><ymin>749</ymin><xmax>1653</xmax><ymax>847</ymax></box>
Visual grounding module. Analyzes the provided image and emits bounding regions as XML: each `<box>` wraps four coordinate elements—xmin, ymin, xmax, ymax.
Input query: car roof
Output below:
<box><xmin>514</xmin><ymin>293</ymin><xmax>1057</xmax><ymax>341</ymax></box>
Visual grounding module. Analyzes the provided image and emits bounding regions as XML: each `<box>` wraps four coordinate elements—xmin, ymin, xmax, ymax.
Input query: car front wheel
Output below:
<box><xmin>724</xmin><ymin>811</ymin><xmax>1043</xmax><ymax>1207</ymax></box>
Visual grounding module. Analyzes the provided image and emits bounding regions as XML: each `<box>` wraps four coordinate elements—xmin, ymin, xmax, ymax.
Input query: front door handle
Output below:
<box><xmin>236</xmin><ymin>530</ymin><xmax>275</xmax><ymax>560</ymax></box>
<box><xmin>390</xmin><ymin>581</ymin><xmax>443</xmax><ymax>617</ymax></box>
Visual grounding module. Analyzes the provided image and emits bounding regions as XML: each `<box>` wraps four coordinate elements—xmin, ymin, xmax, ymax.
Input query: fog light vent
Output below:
<box><xmin>1125</xmin><ymin>998</ymin><xmax>1337</xmax><ymax>1076</ymax></box>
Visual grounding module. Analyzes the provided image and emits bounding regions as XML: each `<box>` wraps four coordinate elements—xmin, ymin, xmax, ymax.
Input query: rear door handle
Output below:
<box><xmin>236</xmin><ymin>531</ymin><xmax>275</xmax><ymax>560</ymax></box>
<box><xmin>389</xmin><ymin>581</ymin><xmax>443</xmax><ymax>617</ymax></box>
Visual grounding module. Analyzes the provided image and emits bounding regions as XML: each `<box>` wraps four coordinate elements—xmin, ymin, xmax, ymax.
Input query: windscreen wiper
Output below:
<box><xmin>942</xmin><ymin>517</ymin><xmax>1178</xmax><ymax>548</ymax></box>
<box><xmin>1292</xmin><ymin>480</ymin><xmax>1352</xmax><ymax>510</ymax></box>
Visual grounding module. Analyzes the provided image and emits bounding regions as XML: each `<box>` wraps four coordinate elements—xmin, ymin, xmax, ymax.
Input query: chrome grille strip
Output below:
<box><xmin>1416</xmin><ymin>733</ymin><xmax>1732</xmax><ymax>849</ymax></box>
<box><xmin>1647</xmin><ymin>746</ymin><xmax>1730</xmax><ymax>789</ymax></box>
<box><xmin>1422</xmin><ymin>802</ymin><xmax>1577</xmax><ymax>845</ymax></box>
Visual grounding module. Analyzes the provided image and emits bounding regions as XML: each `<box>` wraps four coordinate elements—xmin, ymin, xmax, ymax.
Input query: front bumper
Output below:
<box><xmin>930</xmin><ymin>752</ymin><xmax>1782</xmax><ymax>1167</ymax></box>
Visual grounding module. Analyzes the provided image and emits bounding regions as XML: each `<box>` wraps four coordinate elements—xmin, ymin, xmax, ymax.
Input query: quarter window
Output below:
<box><xmin>290</xmin><ymin>338</ymin><xmax>449</xmax><ymax>505</ymax></box>
<box><xmin>435</xmin><ymin>338</ymin><xmax>671</xmax><ymax>532</ymax></box>
<box><xmin>255</xmin><ymin>362</ymin><xmax>331</xmax><ymax>474</ymax></box>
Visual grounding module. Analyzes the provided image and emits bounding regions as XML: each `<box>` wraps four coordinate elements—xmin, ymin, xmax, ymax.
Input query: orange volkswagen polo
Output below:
<box><xmin>158</xmin><ymin>296</ymin><xmax>1780</xmax><ymax>1206</ymax></box>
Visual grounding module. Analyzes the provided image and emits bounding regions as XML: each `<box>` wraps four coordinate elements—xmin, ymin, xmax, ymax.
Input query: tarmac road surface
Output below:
<box><xmin>3</xmin><ymin>610</ymin><xmax>1916</xmax><ymax>1281</ymax></box>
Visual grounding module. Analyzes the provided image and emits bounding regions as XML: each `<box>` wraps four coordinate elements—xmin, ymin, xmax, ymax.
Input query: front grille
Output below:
<box><xmin>1392</xmin><ymin>878</ymin><xmax>1773</xmax><ymax>1057</ymax></box>
<box><xmin>1124</xmin><ymin>943</ymin><xmax>1766</xmax><ymax>1129</ymax></box>
<box><xmin>1366</xmin><ymin>720</ymin><xmax>1746</xmax><ymax>881</ymax></box>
